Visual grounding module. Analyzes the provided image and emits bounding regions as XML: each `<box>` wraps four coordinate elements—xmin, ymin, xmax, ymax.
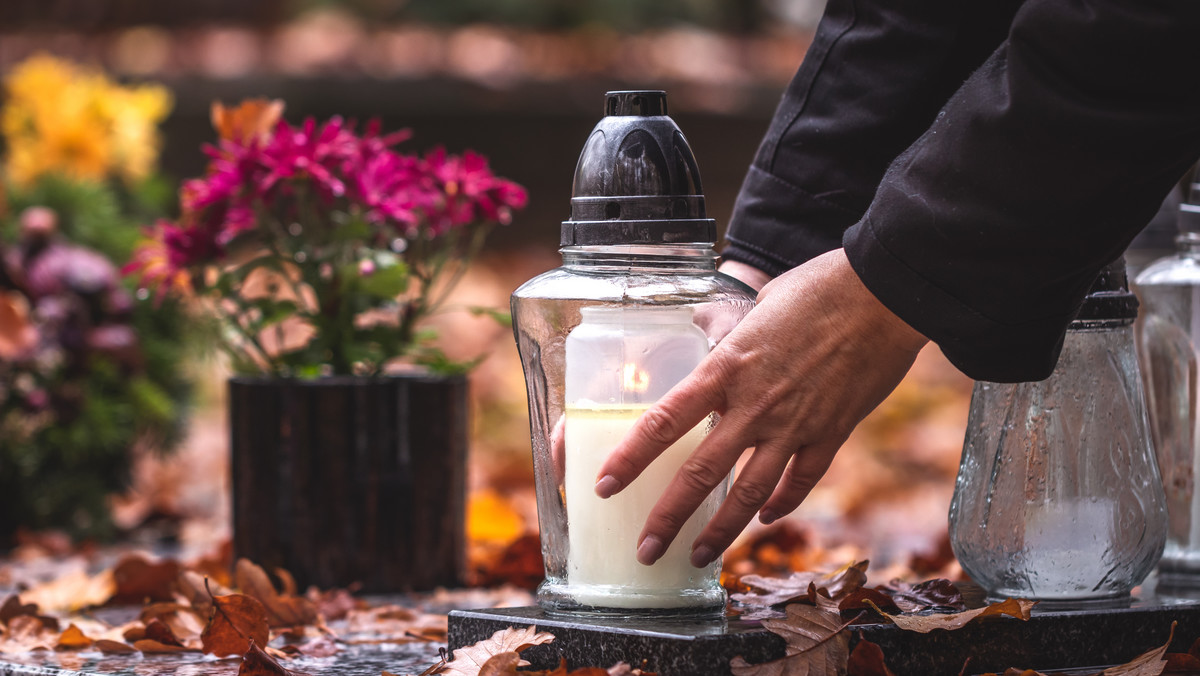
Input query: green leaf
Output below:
<box><xmin>468</xmin><ymin>306</ymin><xmax>512</xmax><ymax>328</ymax></box>
<box><xmin>357</xmin><ymin>259</ymin><xmax>410</xmax><ymax>299</ymax></box>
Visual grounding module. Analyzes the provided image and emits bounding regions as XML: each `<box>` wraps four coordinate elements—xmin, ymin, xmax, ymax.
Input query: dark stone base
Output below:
<box><xmin>448</xmin><ymin>596</ymin><xmax>1200</xmax><ymax>675</ymax></box>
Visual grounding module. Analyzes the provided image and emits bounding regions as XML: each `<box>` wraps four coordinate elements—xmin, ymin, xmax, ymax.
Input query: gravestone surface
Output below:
<box><xmin>448</xmin><ymin>594</ymin><xmax>1200</xmax><ymax>676</ymax></box>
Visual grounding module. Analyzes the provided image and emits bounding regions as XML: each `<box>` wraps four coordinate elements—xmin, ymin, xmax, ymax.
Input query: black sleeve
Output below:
<box><xmin>843</xmin><ymin>0</ymin><xmax>1200</xmax><ymax>382</ymax></box>
<box><xmin>723</xmin><ymin>0</ymin><xmax>1022</xmax><ymax>276</ymax></box>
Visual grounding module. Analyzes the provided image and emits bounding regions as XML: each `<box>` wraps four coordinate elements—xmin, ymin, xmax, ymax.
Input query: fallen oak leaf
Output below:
<box><xmin>480</xmin><ymin>652</ymin><xmax>522</xmax><ymax>675</ymax></box>
<box><xmin>236</xmin><ymin>559</ymin><xmax>318</xmax><ymax>628</ymax></box>
<box><xmin>240</xmin><ymin>639</ymin><xmax>302</xmax><ymax>676</ymax></box>
<box><xmin>1100</xmin><ymin>621</ymin><xmax>1174</xmax><ymax>676</ymax></box>
<box><xmin>866</xmin><ymin>598</ymin><xmax>1035</xmax><ymax>634</ymax></box>
<box><xmin>438</xmin><ymin>626</ymin><xmax>556</xmax><ymax>676</ymax></box>
<box><xmin>134</xmin><ymin>638</ymin><xmax>196</xmax><ymax>654</ymax></box>
<box><xmin>144</xmin><ymin>619</ymin><xmax>184</xmax><ymax>647</ymax></box>
<box><xmin>54</xmin><ymin>624</ymin><xmax>93</xmax><ymax>651</ymax></box>
<box><xmin>846</xmin><ymin>635</ymin><xmax>895</xmax><ymax>676</ymax></box>
<box><xmin>0</xmin><ymin>595</ymin><xmax>38</xmax><ymax>624</ymax></box>
<box><xmin>876</xmin><ymin>579</ymin><xmax>965</xmax><ymax>613</ymax></box>
<box><xmin>201</xmin><ymin>585</ymin><xmax>271</xmax><ymax>657</ymax></box>
<box><xmin>730</xmin><ymin>604</ymin><xmax>861</xmax><ymax>675</ymax></box>
<box><xmin>837</xmin><ymin>589</ymin><xmax>900</xmax><ymax>616</ymax></box>
<box><xmin>734</xmin><ymin>561</ymin><xmax>869</xmax><ymax>608</ymax></box>
<box><xmin>110</xmin><ymin>554</ymin><xmax>180</xmax><ymax>605</ymax></box>
<box><xmin>94</xmin><ymin>639</ymin><xmax>137</xmax><ymax>654</ymax></box>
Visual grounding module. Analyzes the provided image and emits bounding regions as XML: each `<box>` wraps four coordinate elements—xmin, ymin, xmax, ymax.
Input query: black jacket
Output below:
<box><xmin>723</xmin><ymin>0</ymin><xmax>1200</xmax><ymax>382</ymax></box>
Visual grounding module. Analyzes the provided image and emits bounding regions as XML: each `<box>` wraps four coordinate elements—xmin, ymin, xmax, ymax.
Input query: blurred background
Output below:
<box><xmin>0</xmin><ymin>0</ymin><xmax>972</xmax><ymax>589</ymax></box>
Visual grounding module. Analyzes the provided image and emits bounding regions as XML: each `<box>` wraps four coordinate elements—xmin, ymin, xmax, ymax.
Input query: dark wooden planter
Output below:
<box><xmin>229</xmin><ymin>374</ymin><xmax>468</xmax><ymax>592</ymax></box>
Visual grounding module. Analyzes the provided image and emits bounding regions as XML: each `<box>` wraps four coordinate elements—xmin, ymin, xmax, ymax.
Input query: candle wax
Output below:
<box><xmin>564</xmin><ymin>404</ymin><xmax>720</xmax><ymax>608</ymax></box>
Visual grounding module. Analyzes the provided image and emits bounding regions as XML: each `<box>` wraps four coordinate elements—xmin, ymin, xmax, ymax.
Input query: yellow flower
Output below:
<box><xmin>1</xmin><ymin>53</ymin><xmax>172</xmax><ymax>186</ymax></box>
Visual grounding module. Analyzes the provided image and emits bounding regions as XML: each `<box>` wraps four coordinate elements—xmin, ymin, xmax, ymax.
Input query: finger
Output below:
<box><xmin>594</xmin><ymin>365</ymin><xmax>726</xmax><ymax>499</ymax></box>
<box><xmin>688</xmin><ymin>441</ymin><xmax>794</xmax><ymax>568</ymax></box>
<box><xmin>757</xmin><ymin>440</ymin><xmax>841</xmax><ymax>525</ymax></box>
<box><xmin>632</xmin><ymin>415</ymin><xmax>753</xmax><ymax>565</ymax></box>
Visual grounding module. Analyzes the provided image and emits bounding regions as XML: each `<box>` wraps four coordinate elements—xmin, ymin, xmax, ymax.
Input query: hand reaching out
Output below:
<box><xmin>592</xmin><ymin>248</ymin><xmax>929</xmax><ymax>568</ymax></box>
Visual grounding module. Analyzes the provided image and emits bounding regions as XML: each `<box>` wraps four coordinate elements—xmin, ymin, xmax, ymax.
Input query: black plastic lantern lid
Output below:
<box><xmin>1071</xmin><ymin>257</ymin><xmax>1138</xmax><ymax>326</ymax></box>
<box><xmin>560</xmin><ymin>91</ymin><xmax>717</xmax><ymax>246</ymax></box>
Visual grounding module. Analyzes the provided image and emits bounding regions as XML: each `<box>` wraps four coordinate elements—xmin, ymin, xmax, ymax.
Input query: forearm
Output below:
<box><xmin>723</xmin><ymin>0</ymin><xmax>1021</xmax><ymax>275</ymax></box>
<box><xmin>845</xmin><ymin>0</ymin><xmax>1200</xmax><ymax>382</ymax></box>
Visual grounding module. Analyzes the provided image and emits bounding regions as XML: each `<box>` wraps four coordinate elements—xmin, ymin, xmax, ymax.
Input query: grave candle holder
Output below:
<box><xmin>510</xmin><ymin>91</ymin><xmax>756</xmax><ymax>616</ymax></box>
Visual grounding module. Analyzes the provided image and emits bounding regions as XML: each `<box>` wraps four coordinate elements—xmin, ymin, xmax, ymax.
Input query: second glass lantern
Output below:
<box><xmin>511</xmin><ymin>91</ymin><xmax>756</xmax><ymax>615</ymax></box>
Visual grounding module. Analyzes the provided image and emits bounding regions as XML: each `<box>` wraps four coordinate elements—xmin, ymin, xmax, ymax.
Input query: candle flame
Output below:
<box><xmin>622</xmin><ymin>363</ymin><xmax>650</xmax><ymax>393</ymax></box>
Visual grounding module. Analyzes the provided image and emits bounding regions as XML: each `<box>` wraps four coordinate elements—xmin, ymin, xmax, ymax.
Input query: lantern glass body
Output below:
<box><xmin>511</xmin><ymin>244</ymin><xmax>755</xmax><ymax>615</ymax></box>
<box><xmin>949</xmin><ymin>324</ymin><xmax>1167</xmax><ymax>604</ymax></box>
<box><xmin>1136</xmin><ymin>235</ymin><xmax>1200</xmax><ymax>587</ymax></box>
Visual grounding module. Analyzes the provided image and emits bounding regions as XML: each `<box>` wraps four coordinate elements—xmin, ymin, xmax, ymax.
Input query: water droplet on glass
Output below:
<box><xmin>391</xmin><ymin>238</ymin><xmax>408</xmax><ymax>253</ymax></box>
<box><xmin>136</xmin><ymin>288</ymin><xmax>150</xmax><ymax>301</ymax></box>
<box><xmin>295</xmin><ymin>252</ymin><xmax>308</xmax><ymax>263</ymax></box>
<box><xmin>288</xmin><ymin>222</ymin><xmax>303</xmax><ymax>236</ymax></box>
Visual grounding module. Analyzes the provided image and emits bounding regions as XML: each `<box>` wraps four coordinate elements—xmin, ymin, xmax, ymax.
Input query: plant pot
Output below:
<box><xmin>229</xmin><ymin>374</ymin><xmax>468</xmax><ymax>592</ymax></box>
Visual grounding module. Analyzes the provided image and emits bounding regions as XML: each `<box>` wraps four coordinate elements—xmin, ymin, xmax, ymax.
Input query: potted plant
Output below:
<box><xmin>126</xmin><ymin>99</ymin><xmax>527</xmax><ymax>590</ymax></box>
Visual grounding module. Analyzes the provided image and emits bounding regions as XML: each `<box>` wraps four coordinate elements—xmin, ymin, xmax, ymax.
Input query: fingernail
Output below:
<box><xmin>759</xmin><ymin>509</ymin><xmax>780</xmax><ymax>525</ymax></box>
<box><xmin>595</xmin><ymin>475</ymin><xmax>622</xmax><ymax>498</ymax></box>
<box><xmin>637</xmin><ymin>535</ymin><xmax>665</xmax><ymax>565</ymax></box>
<box><xmin>691</xmin><ymin>544</ymin><xmax>716</xmax><ymax>568</ymax></box>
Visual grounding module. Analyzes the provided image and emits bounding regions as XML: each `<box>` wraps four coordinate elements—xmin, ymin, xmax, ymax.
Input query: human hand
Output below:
<box><xmin>593</xmin><ymin>248</ymin><xmax>928</xmax><ymax>568</ymax></box>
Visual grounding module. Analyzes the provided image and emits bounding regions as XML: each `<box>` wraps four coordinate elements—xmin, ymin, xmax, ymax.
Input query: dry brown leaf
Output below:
<box><xmin>239</xmin><ymin>639</ymin><xmax>299</xmax><ymax>676</ymax></box>
<box><xmin>846</xmin><ymin>637</ymin><xmax>894</xmax><ymax>676</ymax></box>
<box><xmin>876</xmin><ymin>579</ymin><xmax>965</xmax><ymax>613</ymax></box>
<box><xmin>236</xmin><ymin>559</ymin><xmax>319</xmax><ymax>628</ymax></box>
<box><xmin>54</xmin><ymin>624</ymin><xmax>93</xmax><ymax>651</ymax></box>
<box><xmin>837</xmin><ymin>589</ymin><xmax>900</xmax><ymax>615</ymax></box>
<box><xmin>480</xmin><ymin>652</ymin><xmax>523</xmax><ymax>675</ymax></box>
<box><xmin>0</xmin><ymin>595</ymin><xmax>38</xmax><ymax>624</ymax></box>
<box><xmin>110</xmin><ymin>554</ymin><xmax>181</xmax><ymax>605</ymax></box>
<box><xmin>202</xmin><ymin>592</ymin><xmax>271</xmax><ymax>657</ymax></box>
<box><xmin>870</xmin><ymin>598</ymin><xmax>1035</xmax><ymax>634</ymax></box>
<box><xmin>0</xmin><ymin>615</ymin><xmax>55</xmax><ymax>654</ymax></box>
<box><xmin>730</xmin><ymin>605</ymin><xmax>857</xmax><ymax>675</ymax></box>
<box><xmin>19</xmin><ymin>567</ymin><xmax>116</xmax><ymax>613</ymax></box>
<box><xmin>1100</xmin><ymin>622</ymin><xmax>1174</xmax><ymax>676</ymax></box>
<box><xmin>307</xmin><ymin>587</ymin><xmax>363</xmax><ymax>622</ymax></box>
<box><xmin>94</xmin><ymin>639</ymin><xmax>138</xmax><ymax>654</ymax></box>
<box><xmin>439</xmin><ymin>626</ymin><xmax>556</xmax><ymax>676</ymax></box>
<box><xmin>133</xmin><ymin>638</ymin><xmax>195</xmax><ymax>654</ymax></box>
<box><xmin>144</xmin><ymin>618</ymin><xmax>184</xmax><ymax>647</ymax></box>
<box><xmin>734</xmin><ymin>561</ymin><xmax>869</xmax><ymax>608</ymax></box>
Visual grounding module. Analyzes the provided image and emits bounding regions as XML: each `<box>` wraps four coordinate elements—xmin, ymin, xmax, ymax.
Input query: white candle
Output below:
<box><xmin>564</xmin><ymin>404</ymin><xmax>721</xmax><ymax>608</ymax></box>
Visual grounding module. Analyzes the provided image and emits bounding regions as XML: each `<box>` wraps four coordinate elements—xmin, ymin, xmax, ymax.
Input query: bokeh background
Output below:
<box><xmin>0</xmin><ymin>0</ymin><xmax>972</xmax><ymax>586</ymax></box>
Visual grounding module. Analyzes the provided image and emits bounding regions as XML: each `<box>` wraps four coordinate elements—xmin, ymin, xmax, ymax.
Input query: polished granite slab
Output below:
<box><xmin>448</xmin><ymin>594</ymin><xmax>1200</xmax><ymax>676</ymax></box>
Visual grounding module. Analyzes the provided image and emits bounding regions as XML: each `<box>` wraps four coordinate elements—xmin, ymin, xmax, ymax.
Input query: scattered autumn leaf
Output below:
<box><xmin>201</xmin><ymin>592</ymin><xmax>271</xmax><ymax>657</ymax></box>
<box><xmin>1100</xmin><ymin>622</ymin><xmax>1174</xmax><ymax>676</ymax></box>
<box><xmin>730</xmin><ymin>605</ymin><xmax>859</xmax><ymax>675</ymax></box>
<box><xmin>308</xmin><ymin>587</ymin><xmax>363</xmax><ymax>622</ymax></box>
<box><xmin>438</xmin><ymin>626</ymin><xmax>556</xmax><ymax>676</ymax></box>
<box><xmin>110</xmin><ymin>554</ymin><xmax>181</xmax><ymax>605</ymax></box>
<box><xmin>94</xmin><ymin>639</ymin><xmax>137</xmax><ymax>654</ymax></box>
<box><xmin>0</xmin><ymin>595</ymin><xmax>38</xmax><ymax>624</ymax></box>
<box><xmin>143</xmin><ymin>618</ymin><xmax>184</xmax><ymax>647</ymax></box>
<box><xmin>876</xmin><ymin>579</ymin><xmax>965</xmax><ymax>613</ymax></box>
<box><xmin>734</xmin><ymin>560</ymin><xmax>869</xmax><ymax>608</ymax></box>
<box><xmin>480</xmin><ymin>652</ymin><xmax>523</xmax><ymax>675</ymax></box>
<box><xmin>869</xmin><ymin>598</ymin><xmax>1035</xmax><ymax>634</ymax></box>
<box><xmin>837</xmin><ymin>589</ymin><xmax>900</xmax><ymax>615</ymax></box>
<box><xmin>236</xmin><ymin>559</ymin><xmax>319</xmax><ymax>628</ymax></box>
<box><xmin>846</xmin><ymin>637</ymin><xmax>895</xmax><ymax>676</ymax></box>
<box><xmin>19</xmin><ymin>567</ymin><xmax>115</xmax><ymax>613</ymax></box>
<box><xmin>54</xmin><ymin>624</ymin><xmax>92</xmax><ymax>650</ymax></box>
<box><xmin>240</xmin><ymin>639</ymin><xmax>299</xmax><ymax>676</ymax></box>
<box><xmin>133</xmin><ymin>638</ymin><xmax>195</xmax><ymax>653</ymax></box>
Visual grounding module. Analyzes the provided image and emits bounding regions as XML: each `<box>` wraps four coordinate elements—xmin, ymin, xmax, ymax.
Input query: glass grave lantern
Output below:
<box><xmin>949</xmin><ymin>259</ymin><xmax>1167</xmax><ymax>605</ymax></box>
<box><xmin>1136</xmin><ymin>175</ymin><xmax>1200</xmax><ymax>588</ymax></box>
<box><xmin>511</xmin><ymin>91</ymin><xmax>756</xmax><ymax>615</ymax></box>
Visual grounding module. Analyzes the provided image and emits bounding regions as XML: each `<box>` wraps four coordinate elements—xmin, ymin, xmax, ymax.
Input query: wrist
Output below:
<box><xmin>718</xmin><ymin>260</ymin><xmax>773</xmax><ymax>293</ymax></box>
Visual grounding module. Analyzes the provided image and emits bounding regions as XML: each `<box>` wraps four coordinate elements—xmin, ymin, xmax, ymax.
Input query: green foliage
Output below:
<box><xmin>0</xmin><ymin>175</ymin><xmax>194</xmax><ymax>541</ymax></box>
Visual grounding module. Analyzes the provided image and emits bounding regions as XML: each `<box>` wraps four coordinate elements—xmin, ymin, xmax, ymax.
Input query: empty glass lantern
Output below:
<box><xmin>1137</xmin><ymin>175</ymin><xmax>1200</xmax><ymax>587</ymax></box>
<box><xmin>949</xmin><ymin>259</ymin><xmax>1167</xmax><ymax>605</ymax></box>
<box><xmin>511</xmin><ymin>91</ymin><xmax>756</xmax><ymax>615</ymax></box>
